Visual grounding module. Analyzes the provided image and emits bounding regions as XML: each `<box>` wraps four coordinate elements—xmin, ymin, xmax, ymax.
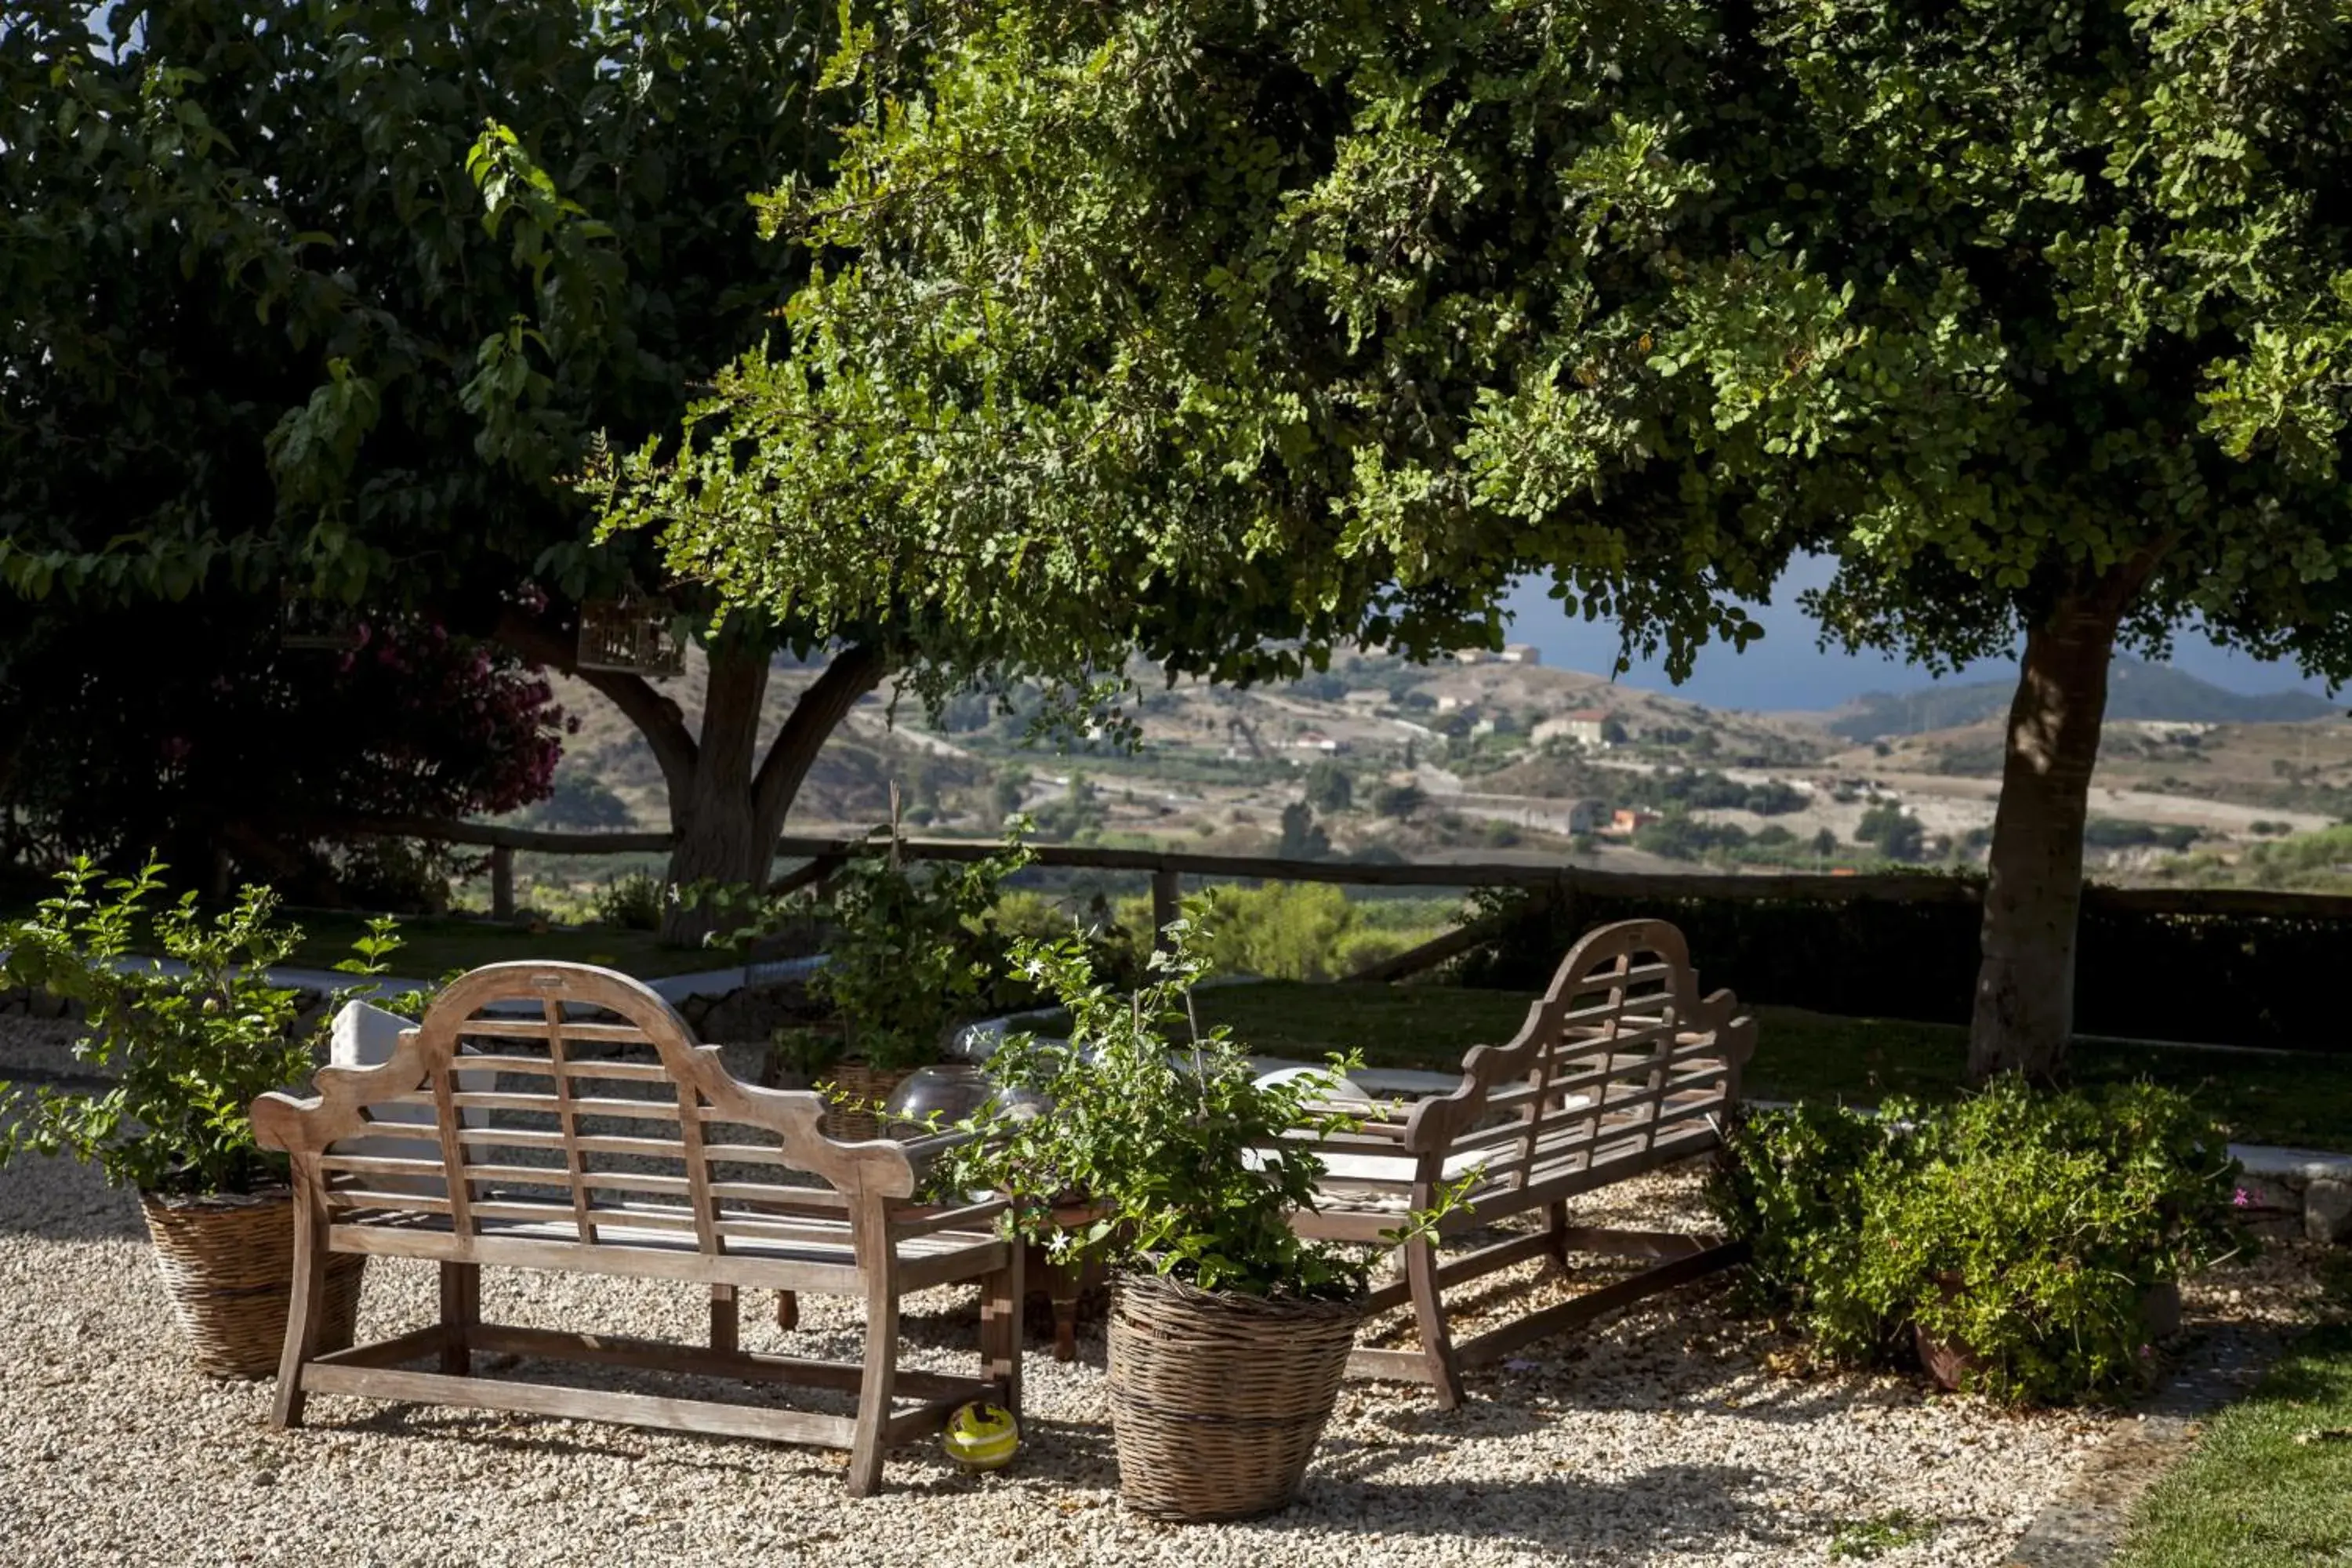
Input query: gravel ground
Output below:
<box><xmin>1</xmin><ymin>1018</ymin><xmax>2328</xmax><ymax>1568</ymax></box>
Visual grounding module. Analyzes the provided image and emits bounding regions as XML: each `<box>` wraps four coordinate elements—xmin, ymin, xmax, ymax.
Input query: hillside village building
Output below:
<box><xmin>1534</xmin><ymin>709</ymin><xmax>1615</xmax><ymax>748</ymax></box>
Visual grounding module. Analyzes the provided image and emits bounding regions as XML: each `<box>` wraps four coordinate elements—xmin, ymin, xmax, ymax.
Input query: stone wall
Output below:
<box><xmin>2231</xmin><ymin>1146</ymin><xmax>2352</xmax><ymax>1246</ymax></box>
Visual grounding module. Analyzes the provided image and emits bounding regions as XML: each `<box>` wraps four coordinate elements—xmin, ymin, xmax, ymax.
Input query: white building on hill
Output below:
<box><xmin>1534</xmin><ymin>708</ymin><xmax>1615</xmax><ymax>748</ymax></box>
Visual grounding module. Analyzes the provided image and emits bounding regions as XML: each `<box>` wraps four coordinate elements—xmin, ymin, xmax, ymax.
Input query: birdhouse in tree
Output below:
<box><xmin>577</xmin><ymin>597</ymin><xmax>686</xmax><ymax>678</ymax></box>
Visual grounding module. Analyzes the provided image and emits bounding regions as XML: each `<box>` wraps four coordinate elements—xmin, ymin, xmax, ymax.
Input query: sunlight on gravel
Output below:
<box><xmin>0</xmin><ymin>1018</ymin><xmax>2321</xmax><ymax>1568</ymax></box>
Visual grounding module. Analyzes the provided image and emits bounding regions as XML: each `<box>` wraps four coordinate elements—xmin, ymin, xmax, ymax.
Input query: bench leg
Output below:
<box><xmin>1544</xmin><ymin>1200</ymin><xmax>1572</xmax><ymax>1270</ymax></box>
<box><xmin>846</xmin><ymin>1258</ymin><xmax>900</xmax><ymax>1497</ymax></box>
<box><xmin>272</xmin><ymin>1203</ymin><xmax>330</xmax><ymax>1428</ymax></box>
<box><xmin>1404</xmin><ymin>1232</ymin><xmax>1465</xmax><ymax>1411</ymax></box>
<box><xmin>439</xmin><ymin>1261</ymin><xmax>479</xmax><ymax>1377</ymax></box>
<box><xmin>710</xmin><ymin>1283</ymin><xmax>739</xmax><ymax>1355</ymax></box>
<box><xmin>980</xmin><ymin>1247</ymin><xmax>1023</xmax><ymax>1418</ymax></box>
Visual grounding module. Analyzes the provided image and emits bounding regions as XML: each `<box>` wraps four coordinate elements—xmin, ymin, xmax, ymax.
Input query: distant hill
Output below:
<box><xmin>1827</xmin><ymin>659</ymin><xmax>2339</xmax><ymax>742</ymax></box>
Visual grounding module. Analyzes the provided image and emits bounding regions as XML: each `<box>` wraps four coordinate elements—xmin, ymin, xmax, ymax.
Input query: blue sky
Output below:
<box><xmin>1501</xmin><ymin>557</ymin><xmax>2339</xmax><ymax>713</ymax></box>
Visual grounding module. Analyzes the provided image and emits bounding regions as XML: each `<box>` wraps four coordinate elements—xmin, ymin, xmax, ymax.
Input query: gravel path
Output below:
<box><xmin>1</xmin><ymin>1019</ymin><xmax>2324</xmax><ymax>1567</ymax></box>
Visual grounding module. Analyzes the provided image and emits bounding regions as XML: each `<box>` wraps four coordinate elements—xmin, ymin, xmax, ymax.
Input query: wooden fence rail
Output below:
<box><xmin>324</xmin><ymin>815</ymin><xmax>2352</xmax><ymax>927</ymax></box>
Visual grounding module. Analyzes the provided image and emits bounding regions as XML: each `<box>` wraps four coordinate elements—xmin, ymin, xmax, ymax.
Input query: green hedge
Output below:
<box><xmin>1462</xmin><ymin>887</ymin><xmax>2352</xmax><ymax>1054</ymax></box>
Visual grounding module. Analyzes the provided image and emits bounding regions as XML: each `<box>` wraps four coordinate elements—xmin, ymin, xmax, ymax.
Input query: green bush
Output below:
<box><xmin>992</xmin><ymin>888</ymin><xmax>1149</xmax><ymax>998</ymax></box>
<box><xmin>1194</xmin><ymin>883</ymin><xmax>1358</xmax><ymax>980</ymax></box>
<box><xmin>1707</xmin><ymin>1080</ymin><xmax>2244</xmax><ymax>1404</ymax></box>
<box><xmin>723</xmin><ymin>822</ymin><xmax>1036</xmax><ymax>1072</ymax></box>
<box><xmin>1634</xmin><ymin>812</ymin><xmax>1749</xmax><ymax>860</ymax></box>
<box><xmin>591</xmin><ymin>870</ymin><xmax>666</xmax><ymax>931</ymax></box>
<box><xmin>2084</xmin><ymin>818</ymin><xmax>2201</xmax><ymax>851</ymax></box>
<box><xmin>1854</xmin><ymin>803</ymin><xmax>1926</xmax><ymax>860</ymax></box>
<box><xmin>1705</xmin><ymin>1101</ymin><xmax>1904</xmax><ymax>1363</ymax></box>
<box><xmin>0</xmin><ymin>859</ymin><xmax>408</xmax><ymax>1196</ymax></box>
<box><xmin>1463</xmin><ymin>883</ymin><xmax>2352</xmax><ymax>1054</ymax></box>
<box><xmin>1334</xmin><ymin>929</ymin><xmax>1413</xmax><ymax>974</ymax></box>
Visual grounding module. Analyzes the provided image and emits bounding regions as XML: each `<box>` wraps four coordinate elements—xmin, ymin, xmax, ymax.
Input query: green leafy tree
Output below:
<box><xmin>1276</xmin><ymin>800</ymin><xmax>1331</xmax><ymax>860</ymax></box>
<box><xmin>1855</xmin><ymin>804</ymin><xmax>1927</xmax><ymax>862</ymax></box>
<box><xmin>988</xmin><ymin>766</ymin><xmax>1034</xmax><ymax>824</ymax></box>
<box><xmin>0</xmin><ymin>2</ymin><xmax>862</xmax><ymax>936</ymax></box>
<box><xmin>1301</xmin><ymin>760</ymin><xmax>1354</xmax><ymax>815</ymax></box>
<box><xmin>8</xmin><ymin>3</ymin><xmax>1272</xmax><ymax>939</ymax></box>
<box><xmin>654</xmin><ymin>0</ymin><xmax>2352</xmax><ymax>1076</ymax></box>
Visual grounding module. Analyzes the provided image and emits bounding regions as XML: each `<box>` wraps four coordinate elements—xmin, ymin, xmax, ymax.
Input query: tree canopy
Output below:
<box><xmin>0</xmin><ymin>0</ymin><xmax>829</xmax><ymax>612</ymax></box>
<box><xmin>628</xmin><ymin>0</ymin><xmax>2352</xmax><ymax>1068</ymax></box>
<box><xmin>3</xmin><ymin>1</ymin><xmax>1504</xmax><ymax>931</ymax></box>
<box><xmin>0</xmin><ymin>0</ymin><xmax>848</xmax><ymax>913</ymax></box>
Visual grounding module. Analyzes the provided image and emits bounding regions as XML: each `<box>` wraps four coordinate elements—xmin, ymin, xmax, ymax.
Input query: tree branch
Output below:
<box><xmin>490</xmin><ymin>606</ymin><xmax>699</xmax><ymax>799</ymax></box>
<box><xmin>752</xmin><ymin>641</ymin><xmax>891</xmax><ymax>826</ymax></box>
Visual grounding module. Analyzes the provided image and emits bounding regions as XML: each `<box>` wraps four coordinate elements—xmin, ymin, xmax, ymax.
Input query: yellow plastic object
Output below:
<box><xmin>941</xmin><ymin>1401</ymin><xmax>1020</xmax><ymax>1472</ymax></box>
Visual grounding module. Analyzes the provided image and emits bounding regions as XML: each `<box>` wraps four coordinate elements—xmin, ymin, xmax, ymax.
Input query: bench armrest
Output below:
<box><xmin>888</xmin><ymin>1194</ymin><xmax>1011</xmax><ymax>1240</ymax></box>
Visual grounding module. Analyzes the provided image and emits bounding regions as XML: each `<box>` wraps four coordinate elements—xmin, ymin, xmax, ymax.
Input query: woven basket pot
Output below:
<box><xmin>1105</xmin><ymin>1272</ymin><xmax>1363</xmax><ymax>1522</ymax></box>
<box><xmin>821</xmin><ymin>1062</ymin><xmax>920</xmax><ymax>1143</ymax></box>
<box><xmin>1913</xmin><ymin>1277</ymin><xmax>2183</xmax><ymax>1393</ymax></box>
<box><xmin>140</xmin><ymin>1189</ymin><xmax>365</xmax><ymax>1379</ymax></box>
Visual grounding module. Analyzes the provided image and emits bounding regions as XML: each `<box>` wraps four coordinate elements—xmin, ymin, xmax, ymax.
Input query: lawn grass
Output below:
<box><xmin>0</xmin><ymin>888</ymin><xmax>722</xmax><ymax>982</ymax></box>
<box><xmin>2111</xmin><ymin>1312</ymin><xmax>2352</xmax><ymax>1567</ymax></box>
<box><xmin>28</xmin><ymin>882</ymin><xmax>2348</xmax><ymax>1146</ymax></box>
<box><xmin>1149</xmin><ymin>980</ymin><xmax>2352</xmax><ymax>1152</ymax></box>
<box><xmin>277</xmin><ymin>909</ymin><xmax>718</xmax><ymax>980</ymax></box>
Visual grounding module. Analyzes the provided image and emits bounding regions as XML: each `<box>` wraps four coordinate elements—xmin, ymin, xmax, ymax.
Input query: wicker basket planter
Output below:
<box><xmin>1911</xmin><ymin>1275</ymin><xmax>2183</xmax><ymax>1393</ymax></box>
<box><xmin>820</xmin><ymin>1061</ymin><xmax>921</xmax><ymax>1143</ymax></box>
<box><xmin>140</xmin><ymin>1189</ymin><xmax>365</xmax><ymax>1379</ymax></box>
<box><xmin>1105</xmin><ymin>1271</ymin><xmax>1363</xmax><ymax>1522</ymax></box>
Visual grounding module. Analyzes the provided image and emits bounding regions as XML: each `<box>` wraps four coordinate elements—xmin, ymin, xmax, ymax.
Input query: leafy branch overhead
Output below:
<box><xmin>618</xmin><ymin>0</ymin><xmax>2352</xmax><ymax>677</ymax></box>
<box><xmin>607</xmin><ymin>0</ymin><xmax>2352</xmax><ymax>1077</ymax></box>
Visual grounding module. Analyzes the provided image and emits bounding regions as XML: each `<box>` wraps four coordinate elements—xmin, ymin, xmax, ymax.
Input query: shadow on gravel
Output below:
<box><xmin>1277</xmin><ymin>1462</ymin><xmax>1795</xmax><ymax>1559</ymax></box>
<box><xmin>0</xmin><ymin>1156</ymin><xmax>147</xmax><ymax>1241</ymax></box>
<box><xmin>299</xmin><ymin>1384</ymin><xmax>1120</xmax><ymax>1497</ymax></box>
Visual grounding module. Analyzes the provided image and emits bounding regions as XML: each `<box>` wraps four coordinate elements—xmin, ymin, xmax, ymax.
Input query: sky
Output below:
<box><xmin>1501</xmin><ymin>556</ymin><xmax>2340</xmax><ymax>713</ymax></box>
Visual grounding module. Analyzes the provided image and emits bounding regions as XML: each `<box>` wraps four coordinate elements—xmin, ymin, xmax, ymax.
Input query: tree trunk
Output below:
<box><xmin>1968</xmin><ymin>568</ymin><xmax>2150</xmax><ymax>1083</ymax></box>
<box><xmin>488</xmin><ymin>609</ymin><xmax>888</xmax><ymax>950</ymax></box>
<box><xmin>659</xmin><ymin>642</ymin><xmax>890</xmax><ymax>948</ymax></box>
<box><xmin>659</xmin><ymin>644</ymin><xmax>774</xmax><ymax>948</ymax></box>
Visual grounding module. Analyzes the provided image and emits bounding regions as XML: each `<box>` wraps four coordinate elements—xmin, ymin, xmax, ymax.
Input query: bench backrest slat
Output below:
<box><xmin>252</xmin><ymin>963</ymin><xmax>920</xmax><ymax>1259</ymax></box>
<box><xmin>1405</xmin><ymin>920</ymin><xmax>1754</xmax><ymax>1199</ymax></box>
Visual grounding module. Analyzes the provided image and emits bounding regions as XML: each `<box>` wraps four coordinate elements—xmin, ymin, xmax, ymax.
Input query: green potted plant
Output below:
<box><xmin>737</xmin><ymin>820</ymin><xmax>1034</xmax><ymax>1139</ymax></box>
<box><xmin>931</xmin><ymin>922</ymin><xmax>1436</xmax><ymax>1522</ymax></box>
<box><xmin>0</xmin><ymin>858</ymin><xmax>408</xmax><ymax>1377</ymax></box>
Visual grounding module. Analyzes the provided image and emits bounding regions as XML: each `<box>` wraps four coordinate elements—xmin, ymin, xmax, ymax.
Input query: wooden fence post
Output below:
<box><xmin>491</xmin><ymin>845</ymin><xmax>515</xmax><ymax>921</ymax></box>
<box><xmin>1151</xmin><ymin>866</ymin><xmax>1181</xmax><ymax>953</ymax></box>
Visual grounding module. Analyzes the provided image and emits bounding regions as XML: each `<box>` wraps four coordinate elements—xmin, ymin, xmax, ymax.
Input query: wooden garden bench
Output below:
<box><xmin>250</xmin><ymin>962</ymin><xmax>1020</xmax><ymax>1496</ymax></box>
<box><xmin>1284</xmin><ymin>919</ymin><xmax>1754</xmax><ymax>1408</ymax></box>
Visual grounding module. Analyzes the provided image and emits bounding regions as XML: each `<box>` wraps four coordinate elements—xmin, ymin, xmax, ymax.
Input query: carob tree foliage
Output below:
<box><xmin>626</xmin><ymin>0</ymin><xmax>2352</xmax><ymax>1075</ymax></box>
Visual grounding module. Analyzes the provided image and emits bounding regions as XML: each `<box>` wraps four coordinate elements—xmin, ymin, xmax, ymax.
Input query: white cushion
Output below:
<box><xmin>327</xmin><ymin>1001</ymin><xmax>488</xmax><ymax>1195</ymax></box>
<box><xmin>1252</xmin><ymin>1064</ymin><xmax>1378</xmax><ymax>1107</ymax></box>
